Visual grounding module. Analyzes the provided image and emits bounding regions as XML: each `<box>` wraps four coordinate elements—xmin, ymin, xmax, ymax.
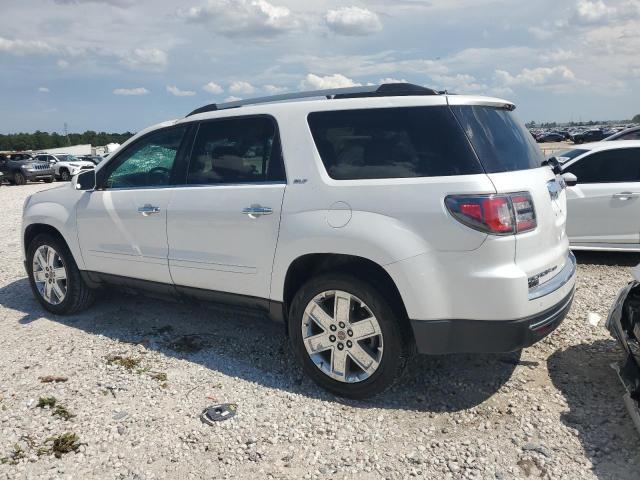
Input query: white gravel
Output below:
<box><xmin>1</xmin><ymin>182</ymin><xmax>640</xmax><ymax>479</ymax></box>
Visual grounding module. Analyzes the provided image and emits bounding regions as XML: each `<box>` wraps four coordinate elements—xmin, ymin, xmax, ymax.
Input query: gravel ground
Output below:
<box><xmin>1</xmin><ymin>182</ymin><xmax>640</xmax><ymax>479</ymax></box>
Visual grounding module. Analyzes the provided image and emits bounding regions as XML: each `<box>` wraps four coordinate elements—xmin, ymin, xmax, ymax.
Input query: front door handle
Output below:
<box><xmin>138</xmin><ymin>204</ymin><xmax>161</xmax><ymax>216</ymax></box>
<box><xmin>242</xmin><ymin>205</ymin><xmax>273</xmax><ymax>219</ymax></box>
<box><xmin>613</xmin><ymin>192</ymin><xmax>640</xmax><ymax>200</ymax></box>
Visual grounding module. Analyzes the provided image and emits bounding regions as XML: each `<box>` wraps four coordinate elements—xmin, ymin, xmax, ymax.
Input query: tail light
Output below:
<box><xmin>445</xmin><ymin>192</ymin><xmax>537</xmax><ymax>235</ymax></box>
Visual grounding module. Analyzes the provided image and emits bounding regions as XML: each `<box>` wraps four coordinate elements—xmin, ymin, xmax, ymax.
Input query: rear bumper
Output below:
<box><xmin>410</xmin><ymin>288</ymin><xmax>574</xmax><ymax>354</ymax></box>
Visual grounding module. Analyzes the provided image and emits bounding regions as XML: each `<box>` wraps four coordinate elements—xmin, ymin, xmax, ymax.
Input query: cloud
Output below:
<box><xmin>178</xmin><ymin>0</ymin><xmax>299</xmax><ymax>38</ymax></box>
<box><xmin>574</xmin><ymin>0</ymin><xmax>617</xmax><ymax>24</ymax></box>
<box><xmin>429</xmin><ymin>73</ymin><xmax>486</xmax><ymax>93</ymax></box>
<box><xmin>224</xmin><ymin>95</ymin><xmax>243</xmax><ymax>102</ymax></box>
<box><xmin>0</xmin><ymin>37</ymin><xmax>57</xmax><ymax>55</ymax></box>
<box><xmin>202</xmin><ymin>81</ymin><xmax>224</xmax><ymax>94</ymax></box>
<box><xmin>229</xmin><ymin>80</ymin><xmax>255</xmax><ymax>94</ymax></box>
<box><xmin>263</xmin><ymin>84</ymin><xmax>287</xmax><ymax>93</ymax></box>
<box><xmin>300</xmin><ymin>73</ymin><xmax>361</xmax><ymax>90</ymax></box>
<box><xmin>166</xmin><ymin>85</ymin><xmax>196</xmax><ymax>96</ymax></box>
<box><xmin>325</xmin><ymin>7</ymin><xmax>382</xmax><ymax>36</ymax></box>
<box><xmin>379</xmin><ymin>77</ymin><xmax>408</xmax><ymax>84</ymax></box>
<box><xmin>113</xmin><ymin>87</ymin><xmax>150</xmax><ymax>96</ymax></box>
<box><xmin>120</xmin><ymin>48</ymin><xmax>168</xmax><ymax>71</ymax></box>
<box><xmin>495</xmin><ymin>65</ymin><xmax>587</xmax><ymax>92</ymax></box>
<box><xmin>56</xmin><ymin>59</ymin><xmax>70</xmax><ymax>68</ymax></box>
<box><xmin>38</xmin><ymin>87</ymin><xmax>50</xmax><ymax>93</ymax></box>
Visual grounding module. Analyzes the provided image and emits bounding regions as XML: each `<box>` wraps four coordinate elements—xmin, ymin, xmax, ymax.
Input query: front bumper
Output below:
<box><xmin>23</xmin><ymin>169</ymin><xmax>54</xmax><ymax>180</ymax></box>
<box><xmin>606</xmin><ymin>281</ymin><xmax>640</xmax><ymax>434</ymax></box>
<box><xmin>411</xmin><ymin>288</ymin><xmax>574</xmax><ymax>354</ymax></box>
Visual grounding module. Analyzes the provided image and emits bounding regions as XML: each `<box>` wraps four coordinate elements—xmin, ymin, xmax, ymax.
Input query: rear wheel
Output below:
<box><xmin>14</xmin><ymin>171</ymin><xmax>26</xmax><ymax>185</ymax></box>
<box><xmin>44</xmin><ymin>177</ymin><xmax>54</xmax><ymax>183</ymax></box>
<box><xmin>289</xmin><ymin>273</ymin><xmax>410</xmax><ymax>399</ymax></box>
<box><xmin>26</xmin><ymin>233</ymin><xmax>95</xmax><ymax>314</ymax></box>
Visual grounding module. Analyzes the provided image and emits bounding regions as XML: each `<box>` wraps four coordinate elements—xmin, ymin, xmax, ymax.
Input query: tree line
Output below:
<box><xmin>0</xmin><ymin>131</ymin><xmax>135</xmax><ymax>152</ymax></box>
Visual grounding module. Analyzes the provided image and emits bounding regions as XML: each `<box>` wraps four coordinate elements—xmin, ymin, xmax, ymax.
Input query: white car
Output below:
<box><xmin>557</xmin><ymin>141</ymin><xmax>640</xmax><ymax>251</ymax></box>
<box><xmin>33</xmin><ymin>153</ymin><xmax>95</xmax><ymax>181</ymax></box>
<box><xmin>22</xmin><ymin>83</ymin><xmax>576</xmax><ymax>398</ymax></box>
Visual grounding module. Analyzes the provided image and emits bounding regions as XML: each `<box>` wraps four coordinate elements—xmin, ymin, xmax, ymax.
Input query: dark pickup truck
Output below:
<box><xmin>0</xmin><ymin>153</ymin><xmax>55</xmax><ymax>185</ymax></box>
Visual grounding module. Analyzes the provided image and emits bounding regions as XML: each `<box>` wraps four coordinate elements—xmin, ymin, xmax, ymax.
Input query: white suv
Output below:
<box><xmin>22</xmin><ymin>83</ymin><xmax>576</xmax><ymax>398</ymax></box>
<box><xmin>33</xmin><ymin>153</ymin><xmax>95</xmax><ymax>181</ymax></box>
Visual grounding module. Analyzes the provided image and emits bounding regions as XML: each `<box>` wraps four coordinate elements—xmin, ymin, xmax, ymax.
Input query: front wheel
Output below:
<box><xmin>289</xmin><ymin>273</ymin><xmax>411</xmax><ymax>399</ymax></box>
<box><xmin>14</xmin><ymin>171</ymin><xmax>26</xmax><ymax>185</ymax></box>
<box><xmin>60</xmin><ymin>169</ymin><xmax>71</xmax><ymax>181</ymax></box>
<box><xmin>44</xmin><ymin>177</ymin><xmax>54</xmax><ymax>183</ymax></box>
<box><xmin>26</xmin><ymin>233</ymin><xmax>95</xmax><ymax>314</ymax></box>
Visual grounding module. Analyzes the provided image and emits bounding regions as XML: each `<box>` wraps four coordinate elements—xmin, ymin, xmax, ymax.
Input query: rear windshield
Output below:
<box><xmin>451</xmin><ymin>106</ymin><xmax>543</xmax><ymax>173</ymax></box>
<box><xmin>307</xmin><ymin>106</ymin><xmax>483</xmax><ymax>180</ymax></box>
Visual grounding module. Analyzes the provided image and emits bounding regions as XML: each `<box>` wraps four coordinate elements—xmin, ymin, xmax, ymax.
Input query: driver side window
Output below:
<box><xmin>104</xmin><ymin>126</ymin><xmax>186</xmax><ymax>189</ymax></box>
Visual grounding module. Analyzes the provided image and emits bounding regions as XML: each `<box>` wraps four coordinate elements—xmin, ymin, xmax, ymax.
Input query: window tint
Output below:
<box><xmin>620</xmin><ymin>130</ymin><xmax>640</xmax><ymax>141</ymax></box>
<box><xmin>451</xmin><ymin>106</ymin><xmax>543</xmax><ymax>173</ymax></box>
<box><xmin>104</xmin><ymin>126</ymin><xmax>186</xmax><ymax>189</ymax></box>
<box><xmin>307</xmin><ymin>106</ymin><xmax>482</xmax><ymax>180</ymax></box>
<box><xmin>564</xmin><ymin>148</ymin><xmax>640</xmax><ymax>183</ymax></box>
<box><xmin>187</xmin><ymin>116</ymin><xmax>285</xmax><ymax>185</ymax></box>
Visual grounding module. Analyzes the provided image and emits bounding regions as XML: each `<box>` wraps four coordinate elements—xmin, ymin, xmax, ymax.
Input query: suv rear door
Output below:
<box><xmin>166</xmin><ymin>115</ymin><xmax>286</xmax><ymax>300</ymax></box>
<box><xmin>450</xmin><ymin>100</ymin><xmax>569</xmax><ymax>286</ymax></box>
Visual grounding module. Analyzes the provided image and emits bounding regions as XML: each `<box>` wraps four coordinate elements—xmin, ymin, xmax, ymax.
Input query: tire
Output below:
<box><xmin>26</xmin><ymin>233</ymin><xmax>95</xmax><ymax>315</ymax></box>
<box><xmin>60</xmin><ymin>169</ymin><xmax>71</xmax><ymax>181</ymax></box>
<box><xmin>44</xmin><ymin>177</ymin><xmax>54</xmax><ymax>183</ymax></box>
<box><xmin>14</xmin><ymin>171</ymin><xmax>26</xmax><ymax>185</ymax></box>
<box><xmin>289</xmin><ymin>273</ymin><xmax>411</xmax><ymax>399</ymax></box>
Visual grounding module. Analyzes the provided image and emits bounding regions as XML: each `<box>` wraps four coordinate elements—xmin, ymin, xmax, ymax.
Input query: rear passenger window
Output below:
<box><xmin>187</xmin><ymin>116</ymin><xmax>285</xmax><ymax>184</ymax></box>
<box><xmin>307</xmin><ymin>107</ymin><xmax>483</xmax><ymax>180</ymax></box>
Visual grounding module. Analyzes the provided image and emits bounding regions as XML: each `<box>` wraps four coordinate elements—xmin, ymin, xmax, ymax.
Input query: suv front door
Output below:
<box><xmin>166</xmin><ymin>116</ymin><xmax>286</xmax><ymax>299</ymax></box>
<box><xmin>564</xmin><ymin>148</ymin><xmax>640</xmax><ymax>244</ymax></box>
<box><xmin>76</xmin><ymin>125</ymin><xmax>189</xmax><ymax>283</ymax></box>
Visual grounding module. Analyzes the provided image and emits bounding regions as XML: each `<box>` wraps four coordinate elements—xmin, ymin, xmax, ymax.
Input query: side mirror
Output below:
<box><xmin>562</xmin><ymin>172</ymin><xmax>578</xmax><ymax>187</ymax></box>
<box><xmin>74</xmin><ymin>169</ymin><xmax>96</xmax><ymax>191</ymax></box>
<box><xmin>542</xmin><ymin>156</ymin><xmax>562</xmax><ymax>175</ymax></box>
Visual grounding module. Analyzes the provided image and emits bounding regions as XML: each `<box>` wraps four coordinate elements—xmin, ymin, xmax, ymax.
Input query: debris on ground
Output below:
<box><xmin>38</xmin><ymin>375</ymin><xmax>68</xmax><ymax>383</ymax></box>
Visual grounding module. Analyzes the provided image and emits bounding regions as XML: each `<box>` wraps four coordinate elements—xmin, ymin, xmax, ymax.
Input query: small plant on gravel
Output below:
<box><xmin>37</xmin><ymin>396</ymin><xmax>57</xmax><ymax>408</ymax></box>
<box><xmin>53</xmin><ymin>405</ymin><xmax>75</xmax><ymax>421</ymax></box>
<box><xmin>47</xmin><ymin>432</ymin><xmax>81</xmax><ymax>458</ymax></box>
<box><xmin>106</xmin><ymin>355</ymin><xmax>141</xmax><ymax>371</ymax></box>
<box><xmin>149</xmin><ymin>372</ymin><xmax>167</xmax><ymax>382</ymax></box>
<box><xmin>0</xmin><ymin>444</ymin><xmax>26</xmax><ymax>465</ymax></box>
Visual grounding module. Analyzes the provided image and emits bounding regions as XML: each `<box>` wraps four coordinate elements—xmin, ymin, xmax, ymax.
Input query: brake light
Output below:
<box><xmin>445</xmin><ymin>192</ymin><xmax>537</xmax><ymax>235</ymax></box>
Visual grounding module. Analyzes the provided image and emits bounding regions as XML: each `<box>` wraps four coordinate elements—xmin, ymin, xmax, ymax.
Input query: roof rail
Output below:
<box><xmin>186</xmin><ymin>83</ymin><xmax>438</xmax><ymax>117</ymax></box>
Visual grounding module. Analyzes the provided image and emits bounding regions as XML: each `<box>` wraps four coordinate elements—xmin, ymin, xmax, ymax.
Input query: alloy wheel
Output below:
<box><xmin>301</xmin><ymin>290</ymin><xmax>384</xmax><ymax>383</ymax></box>
<box><xmin>32</xmin><ymin>245</ymin><xmax>67</xmax><ymax>305</ymax></box>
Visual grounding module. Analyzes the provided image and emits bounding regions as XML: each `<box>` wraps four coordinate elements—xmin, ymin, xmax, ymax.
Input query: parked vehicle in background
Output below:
<box><xmin>606</xmin><ymin>268</ymin><xmax>640</xmax><ymax>434</ymax></box>
<box><xmin>605</xmin><ymin>126</ymin><xmax>640</xmax><ymax>142</ymax></box>
<box><xmin>536</xmin><ymin>132</ymin><xmax>565</xmax><ymax>143</ymax></box>
<box><xmin>559</xmin><ymin>141</ymin><xmax>640</xmax><ymax>251</ymax></box>
<box><xmin>0</xmin><ymin>152</ymin><xmax>54</xmax><ymax>185</ymax></box>
<box><xmin>22</xmin><ymin>83</ymin><xmax>576</xmax><ymax>398</ymax></box>
<box><xmin>33</xmin><ymin>153</ymin><xmax>95</xmax><ymax>181</ymax></box>
<box><xmin>571</xmin><ymin>129</ymin><xmax>606</xmax><ymax>144</ymax></box>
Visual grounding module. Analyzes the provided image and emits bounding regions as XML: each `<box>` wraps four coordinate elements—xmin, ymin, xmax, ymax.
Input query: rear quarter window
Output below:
<box><xmin>307</xmin><ymin>106</ymin><xmax>483</xmax><ymax>180</ymax></box>
<box><xmin>451</xmin><ymin>105</ymin><xmax>544</xmax><ymax>173</ymax></box>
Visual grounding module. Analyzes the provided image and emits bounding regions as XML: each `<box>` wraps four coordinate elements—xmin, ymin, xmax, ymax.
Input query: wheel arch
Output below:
<box><xmin>281</xmin><ymin>253</ymin><xmax>409</xmax><ymax>327</ymax></box>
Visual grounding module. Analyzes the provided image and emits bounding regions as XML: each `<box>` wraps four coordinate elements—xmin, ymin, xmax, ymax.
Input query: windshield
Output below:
<box><xmin>56</xmin><ymin>155</ymin><xmax>78</xmax><ymax>161</ymax></box>
<box><xmin>554</xmin><ymin>148</ymin><xmax>588</xmax><ymax>163</ymax></box>
<box><xmin>451</xmin><ymin>106</ymin><xmax>544</xmax><ymax>173</ymax></box>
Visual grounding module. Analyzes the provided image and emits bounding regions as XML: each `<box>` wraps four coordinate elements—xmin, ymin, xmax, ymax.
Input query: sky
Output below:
<box><xmin>0</xmin><ymin>0</ymin><xmax>639</xmax><ymax>133</ymax></box>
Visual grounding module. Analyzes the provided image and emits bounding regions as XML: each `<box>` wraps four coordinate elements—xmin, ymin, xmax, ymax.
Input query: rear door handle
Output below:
<box><xmin>613</xmin><ymin>192</ymin><xmax>640</xmax><ymax>200</ymax></box>
<box><xmin>242</xmin><ymin>205</ymin><xmax>273</xmax><ymax>219</ymax></box>
<box><xmin>138</xmin><ymin>204</ymin><xmax>161</xmax><ymax>216</ymax></box>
